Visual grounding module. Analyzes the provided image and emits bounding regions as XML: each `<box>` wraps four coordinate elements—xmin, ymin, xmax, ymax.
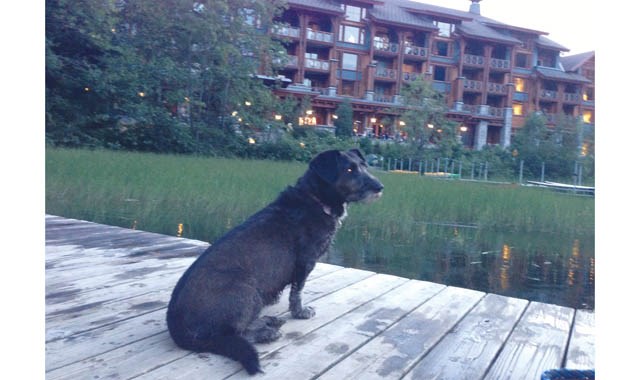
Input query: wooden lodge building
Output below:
<box><xmin>263</xmin><ymin>0</ymin><xmax>595</xmax><ymax>150</ymax></box>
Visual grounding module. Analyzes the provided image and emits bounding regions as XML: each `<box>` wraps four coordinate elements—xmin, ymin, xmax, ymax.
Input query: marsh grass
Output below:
<box><xmin>46</xmin><ymin>148</ymin><xmax>594</xmax><ymax>242</ymax></box>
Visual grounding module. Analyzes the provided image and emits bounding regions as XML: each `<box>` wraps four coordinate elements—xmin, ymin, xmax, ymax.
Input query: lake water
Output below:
<box><xmin>324</xmin><ymin>224</ymin><xmax>594</xmax><ymax>310</ymax></box>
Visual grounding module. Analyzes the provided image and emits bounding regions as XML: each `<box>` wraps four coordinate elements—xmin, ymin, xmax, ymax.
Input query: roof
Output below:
<box><xmin>536</xmin><ymin>35</ymin><xmax>569</xmax><ymax>52</ymax></box>
<box><xmin>286</xmin><ymin>0</ymin><xmax>343</xmax><ymax>14</ymax></box>
<box><xmin>560</xmin><ymin>51</ymin><xmax>595</xmax><ymax>72</ymax></box>
<box><xmin>368</xmin><ymin>2</ymin><xmax>438</xmax><ymax>31</ymax></box>
<box><xmin>535</xmin><ymin>66</ymin><xmax>591</xmax><ymax>84</ymax></box>
<box><xmin>456</xmin><ymin>19</ymin><xmax>522</xmax><ymax>45</ymax></box>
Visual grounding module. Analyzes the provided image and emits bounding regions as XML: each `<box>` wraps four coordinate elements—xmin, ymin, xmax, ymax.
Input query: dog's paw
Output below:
<box><xmin>291</xmin><ymin>306</ymin><xmax>315</xmax><ymax>319</ymax></box>
<box><xmin>262</xmin><ymin>316</ymin><xmax>287</xmax><ymax>328</ymax></box>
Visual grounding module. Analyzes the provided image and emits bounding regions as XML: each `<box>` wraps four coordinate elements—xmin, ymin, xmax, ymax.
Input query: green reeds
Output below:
<box><xmin>46</xmin><ymin>148</ymin><xmax>594</xmax><ymax>242</ymax></box>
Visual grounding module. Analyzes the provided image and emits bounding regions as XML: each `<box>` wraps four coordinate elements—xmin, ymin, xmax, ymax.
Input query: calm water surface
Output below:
<box><xmin>324</xmin><ymin>225</ymin><xmax>594</xmax><ymax>310</ymax></box>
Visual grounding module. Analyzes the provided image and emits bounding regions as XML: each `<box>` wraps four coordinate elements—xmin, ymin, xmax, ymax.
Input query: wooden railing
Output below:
<box><xmin>490</xmin><ymin>58</ymin><xmax>510</xmax><ymax>70</ymax></box>
<box><xmin>463</xmin><ymin>79</ymin><xmax>483</xmax><ymax>91</ymax></box>
<box><xmin>487</xmin><ymin>82</ymin><xmax>507</xmax><ymax>94</ymax></box>
<box><xmin>304</xmin><ymin>58</ymin><xmax>330</xmax><ymax>71</ymax></box>
<box><xmin>373</xmin><ymin>41</ymin><xmax>400</xmax><ymax>54</ymax></box>
<box><xmin>402</xmin><ymin>71</ymin><xmax>428</xmax><ymax>81</ymax></box>
<box><xmin>271</xmin><ymin>25</ymin><xmax>300</xmax><ymax>38</ymax></box>
<box><xmin>373</xmin><ymin>94</ymin><xmax>394</xmax><ymax>103</ymax></box>
<box><xmin>403</xmin><ymin>43</ymin><xmax>428</xmax><ymax>58</ymax></box>
<box><xmin>463</xmin><ymin>54</ymin><xmax>485</xmax><ymax>66</ymax></box>
<box><xmin>540</xmin><ymin>89</ymin><xmax>558</xmax><ymax>100</ymax></box>
<box><xmin>306</xmin><ymin>29</ymin><xmax>333</xmax><ymax>43</ymax></box>
<box><xmin>564</xmin><ymin>93</ymin><xmax>581</xmax><ymax>103</ymax></box>
<box><xmin>374</xmin><ymin>68</ymin><xmax>398</xmax><ymax>80</ymax></box>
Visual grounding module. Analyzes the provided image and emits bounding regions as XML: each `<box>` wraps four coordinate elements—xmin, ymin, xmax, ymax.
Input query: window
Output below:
<box><xmin>342</xmin><ymin>4</ymin><xmax>365</xmax><ymax>22</ymax></box>
<box><xmin>433</xmin><ymin>65</ymin><xmax>447</xmax><ymax>81</ymax></box>
<box><xmin>514</xmin><ymin>77</ymin><xmax>526</xmax><ymax>92</ymax></box>
<box><xmin>513</xmin><ymin>102</ymin><xmax>523</xmax><ymax>116</ymax></box>
<box><xmin>583</xmin><ymin>87</ymin><xmax>594</xmax><ymax>101</ymax></box>
<box><xmin>434</xmin><ymin>40</ymin><xmax>449</xmax><ymax>56</ymax></box>
<box><xmin>339</xmin><ymin>25</ymin><xmax>365</xmax><ymax>44</ymax></box>
<box><xmin>341</xmin><ymin>80</ymin><xmax>356</xmax><ymax>96</ymax></box>
<box><xmin>434</xmin><ymin>21</ymin><xmax>454</xmax><ymax>37</ymax></box>
<box><xmin>515</xmin><ymin>53</ymin><xmax>529</xmax><ymax>68</ymax></box>
<box><xmin>342</xmin><ymin>53</ymin><xmax>358</xmax><ymax>71</ymax></box>
<box><xmin>582</xmin><ymin>110</ymin><xmax>594</xmax><ymax>124</ymax></box>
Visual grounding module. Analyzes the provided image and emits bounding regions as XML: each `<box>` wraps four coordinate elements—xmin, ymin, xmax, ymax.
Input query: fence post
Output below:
<box><xmin>419</xmin><ymin>161</ymin><xmax>423</xmax><ymax>175</ymax></box>
<box><xmin>436</xmin><ymin>158</ymin><xmax>440</xmax><ymax>173</ymax></box>
<box><xmin>408</xmin><ymin>158</ymin><xmax>412</xmax><ymax>172</ymax></box>
<box><xmin>459</xmin><ymin>161</ymin><xmax>463</xmax><ymax>178</ymax></box>
<box><xmin>519</xmin><ymin>160</ymin><xmax>524</xmax><ymax>184</ymax></box>
<box><xmin>541</xmin><ymin>162</ymin><xmax>545</xmax><ymax>182</ymax></box>
<box><xmin>484</xmin><ymin>161</ymin><xmax>488</xmax><ymax>181</ymax></box>
<box><xmin>471</xmin><ymin>162</ymin><xmax>475</xmax><ymax>180</ymax></box>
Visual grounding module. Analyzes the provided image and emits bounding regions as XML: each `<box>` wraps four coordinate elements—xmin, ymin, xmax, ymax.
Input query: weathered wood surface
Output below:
<box><xmin>45</xmin><ymin>215</ymin><xmax>595</xmax><ymax>379</ymax></box>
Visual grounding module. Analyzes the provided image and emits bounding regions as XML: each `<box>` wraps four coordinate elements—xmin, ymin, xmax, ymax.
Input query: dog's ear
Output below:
<box><xmin>347</xmin><ymin>149</ymin><xmax>366</xmax><ymax>163</ymax></box>
<box><xmin>310</xmin><ymin>150</ymin><xmax>341</xmax><ymax>183</ymax></box>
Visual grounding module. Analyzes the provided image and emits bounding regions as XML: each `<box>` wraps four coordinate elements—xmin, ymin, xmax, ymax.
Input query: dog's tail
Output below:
<box><xmin>198</xmin><ymin>334</ymin><xmax>262</xmax><ymax>375</ymax></box>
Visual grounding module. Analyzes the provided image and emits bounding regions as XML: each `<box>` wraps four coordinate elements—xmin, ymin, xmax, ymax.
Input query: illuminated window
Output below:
<box><xmin>582</xmin><ymin>110</ymin><xmax>594</xmax><ymax>124</ymax></box>
<box><xmin>514</xmin><ymin>77</ymin><xmax>526</xmax><ymax>92</ymax></box>
<box><xmin>583</xmin><ymin>87</ymin><xmax>594</xmax><ymax>101</ymax></box>
<box><xmin>339</xmin><ymin>25</ymin><xmax>364</xmax><ymax>44</ymax></box>
<box><xmin>513</xmin><ymin>102</ymin><xmax>523</xmax><ymax>116</ymax></box>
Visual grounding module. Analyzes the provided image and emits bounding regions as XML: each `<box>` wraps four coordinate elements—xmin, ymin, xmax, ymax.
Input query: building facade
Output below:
<box><xmin>267</xmin><ymin>0</ymin><xmax>595</xmax><ymax>150</ymax></box>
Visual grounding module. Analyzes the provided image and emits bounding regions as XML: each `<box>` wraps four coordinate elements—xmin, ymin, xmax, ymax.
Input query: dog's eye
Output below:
<box><xmin>347</xmin><ymin>165</ymin><xmax>357</xmax><ymax>174</ymax></box>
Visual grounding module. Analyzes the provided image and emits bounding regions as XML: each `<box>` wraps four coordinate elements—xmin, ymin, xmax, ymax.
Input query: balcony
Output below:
<box><xmin>463</xmin><ymin>79</ymin><xmax>483</xmax><ymax>92</ymax></box>
<box><xmin>402</xmin><ymin>72</ymin><xmax>428</xmax><ymax>82</ymax></box>
<box><xmin>457</xmin><ymin>104</ymin><xmax>505</xmax><ymax>118</ymax></box>
<box><xmin>304</xmin><ymin>58</ymin><xmax>330</xmax><ymax>71</ymax></box>
<box><xmin>403</xmin><ymin>43</ymin><xmax>428</xmax><ymax>60</ymax></box>
<box><xmin>490</xmin><ymin>58</ymin><xmax>510</xmax><ymax>70</ymax></box>
<box><xmin>487</xmin><ymin>82</ymin><xmax>507</xmax><ymax>94</ymax></box>
<box><xmin>563</xmin><ymin>92</ymin><xmax>581</xmax><ymax>103</ymax></box>
<box><xmin>374</xmin><ymin>68</ymin><xmax>398</xmax><ymax>81</ymax></box>
<box><xmin>273</xmin><ymin>55</ymin><xmax>298</xmax><ymax>69</ymax></box>
<box><xmin>540</xmin><ymin>89</ymin><xmax>558</xmax><ymax>100</ymax></box>
<box><xmin>373</xmin><ymin>40</ymin><xmax>400</xmax><ymax>55</ymax></box>
<box><xmin>272</xmin><ymin>25</ymin><xmax>301</xmax><ymax>39</ymax></box>
<box><xmin>463</xmin><ymin>54</ymin><xmax>485</xmax><ymax>67</ymax></box>
<box><xmin>373</xmin><ymin>94</ymin><xmax>395</xmax><ymax>103</ymax></box>
<box><xmin>306</xmin><ymin>29</ymin><xmax>334</xmax><ymax>44</ymax></box>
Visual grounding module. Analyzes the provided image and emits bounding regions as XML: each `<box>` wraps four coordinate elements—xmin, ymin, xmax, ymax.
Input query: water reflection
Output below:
<box><xmin>326</xmin><ymin>225</ymin><xmax>595</xmax><ymax>310</ymax></box>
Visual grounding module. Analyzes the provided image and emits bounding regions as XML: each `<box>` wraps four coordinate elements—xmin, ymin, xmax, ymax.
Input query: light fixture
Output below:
<box><xmin>332</xmin><ymin>114</ymin><xmax>338</xmax><ymax>119</ymax></box>
<box><xmin>399</xmin><ymin>120</ymin><xmax>405</xmax><ymax>126</ymax></box>
<box><xmin>248</xmin><ymin>137</ymin><xmax>255</xmax><ymax>144</ymax></box>
<box><xmin>371</xmin><ymin>117</ymin><xmax>377</xmax><ymax>123</ymax></box>
<box><xmin>138</xmin><ymin>92</ymin><xmax>145</xmax><ymax>97</ymax></box>
<box><xmin>274</xmin><ymin>114</ymin><xmax>282</xmax><ymax>121</ymax></box>
<box><xmin>232</xmin><ymin>111</ymin><xmax>238</xmax><ymax>116</ymax></box>
<box><xmin>306</xmin><ymin>109</ymin><xmax>313</xmax><ymax>115</ymax></box>
<box><xmin>427</xmin><ymin>124</ymin><xmax>434</xmax><ymax>129</ymax></box>
<box><xmin>460</xmin><ymin>126</ymin><xmax>468</xmax><ymax>132</ymax></box>
<box><xmin>245</xmin><ymin>101</ymin><xmax>252</xmax><ymax>106</ymax></box>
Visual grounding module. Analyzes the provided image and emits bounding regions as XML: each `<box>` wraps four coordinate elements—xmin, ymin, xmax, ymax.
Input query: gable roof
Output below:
<box><xmin>560</xmin><ymin>51</ymin><xmax>595</xmax><ymax>72</ymax></box>
<box><xmin>535</xmin><ymin>66</ymin><xmax>591</xmax><ymax>84</ymax></box>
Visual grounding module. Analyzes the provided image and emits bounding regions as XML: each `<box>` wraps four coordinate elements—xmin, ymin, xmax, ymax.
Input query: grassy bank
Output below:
<box><xmin>46</xmin><ymin>148</ymin><xmax>594</xmax><ymax>242</ymax></box>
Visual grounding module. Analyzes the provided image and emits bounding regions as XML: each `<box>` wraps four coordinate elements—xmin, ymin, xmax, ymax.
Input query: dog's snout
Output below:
<box><xmin>372</xmin><ymin>180</ymin><xmax>384</xmax><ymax>193</ymax></box>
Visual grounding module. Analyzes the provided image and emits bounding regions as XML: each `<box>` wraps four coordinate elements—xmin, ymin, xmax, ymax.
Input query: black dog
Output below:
<box><xmin>166</xmin><ymin>149</ymin><xmax>383</xmax><ymax>374</ymax></box>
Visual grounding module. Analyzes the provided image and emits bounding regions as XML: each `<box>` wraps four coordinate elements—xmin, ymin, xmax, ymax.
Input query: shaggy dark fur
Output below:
<box><xmin>166</xmin><ymin>149</ymin><xmax>384</xmax><ymax>375</ymax></box>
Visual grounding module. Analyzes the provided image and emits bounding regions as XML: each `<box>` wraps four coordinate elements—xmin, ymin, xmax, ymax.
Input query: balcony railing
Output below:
<box><xmin>458</xmin><ymin>104</ymin><xmax>505</xmax><ymax>118</ymax></box>
<box><xmin>540</xmin><ymin>89</ymin><xmax>558</xmax><ymax>100</ymax></box>
<box><xmin>463</xmin><ymin>54</ymin><xmax>485</xmax><ymax>66</ymax></box>
<box><xmin>402</xmin><ymin>71</ymin><xmax>428</xmax><ymax>81</ymax></box>
<box><xmin>306</xmin><ymin>28</ymin><xmax>333</xmax><ymax>43</ymax></box>
<box><xmin>271</xmin><ymin>25</ymin><xmax>300</xmax><ymax>38</ymax></box>
<box><xmin>373</xmin><ymin>40</ymin><xmax>400</xmax><ymax>54</ymax></box>
<box><xmin>463</xmin><ymin>79</ymin><xmax>483</xmax><ymax>91</ymax></box>
<box><xmin>374</xmin><ymin>68</ymin><xmax>398</xmax><ymax>80</ymax></box>
<box><xmin>564</xmin><ymin>92</ymin><xmax>581</xmax><ymax>103</ymax></box>
<box><xmin>373</xmin><ymin>94</ymin><xmax>394</xmax><ymax>103</ymax></box>
<box><xmin>273</xmin><ymin>55</ymin><xmax>298</xmax><ymax>68</ymax></box>
<box><xmin>487</xmin><ymin>82</ymin><xmax>507</xmax><ymax>94</ymax></box>
<box><xmin>490</xmin><ymin>58</ymin><xmax>510</xmax><ymax>70</ymax></box>
<box><xmin>487</xmin><ymin>106</ymin><xmax>504</xmax><ymax>118</ymax></box>
<box><xmin>403</xmin><ymin>43</ymin><xmax>428</xmax><ymax>59</ymax></box>
<box><xmin>304</xmin><ymin>58</ymin><xmax>330</xmax><ymax>71</ymax></box>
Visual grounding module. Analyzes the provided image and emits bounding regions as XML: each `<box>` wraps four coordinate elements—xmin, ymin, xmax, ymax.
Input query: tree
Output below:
<box><xmin>46</xmin><ymin>0</ymin><xmax>288</xmax><ymax>154</ymax></box>
<box><xmin>334</xmin><ymin>98</ymin><xmax>354</xmax><ymax>139</ymax></box>
<box><xmin>398</xmin><ymin>77</ymin><xmax>459</xmax><ymax>158</ymax></box>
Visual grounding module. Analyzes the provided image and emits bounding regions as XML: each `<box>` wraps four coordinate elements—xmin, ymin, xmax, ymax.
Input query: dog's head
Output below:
<box><xmin>309</xmin><ymin>149</ymin><xmax>384</xmax><ymax>203</ymax></box>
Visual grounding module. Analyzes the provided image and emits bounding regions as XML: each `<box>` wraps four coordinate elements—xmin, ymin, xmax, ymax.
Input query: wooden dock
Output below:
<box><xmin>45</xmin><ymin>215</ymin><xmax>594</xmax><ymax>379</ymax></box>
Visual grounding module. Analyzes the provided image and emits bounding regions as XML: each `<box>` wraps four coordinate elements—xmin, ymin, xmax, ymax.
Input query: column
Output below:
<box><xmin>474</xmin><ymin>120</ymin><xmax>488</xmax><ymax>151</ymax></box>
<box><xmin>501</xmin><ymin>108</ymin><xmax>513</xmax><ymax>148</ymax></box>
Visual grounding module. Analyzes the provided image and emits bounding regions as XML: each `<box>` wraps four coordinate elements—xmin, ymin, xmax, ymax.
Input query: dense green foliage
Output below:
<box><xmin>46</xmin><ymin>0</ymin><xmax>288</xmax><ymax>152</ymax></box>
<box><xmin>46</xmin><ymin>148</ymin><xmax>594</xmax><ymax>240</ymax></box>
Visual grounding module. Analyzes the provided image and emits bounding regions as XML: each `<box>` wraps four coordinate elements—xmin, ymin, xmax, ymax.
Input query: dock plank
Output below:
<box><xmin>565</xmin><ymin>310</ymin><xmax>595</xmax><ymax>369</ymax></box>
<box><xmin>483</xmin><ymin>301</ymin><xmax>575</xmax><ymax>380</ymax></box>
<box><xmin>316</xmin><ymin>286</ymin><xmax>486</xmax><ymax>380</ymax></box>
<box><xmin>404</xmin><ymin>293</ymin><xmax>529</xmax><ymax>380</ymax></box>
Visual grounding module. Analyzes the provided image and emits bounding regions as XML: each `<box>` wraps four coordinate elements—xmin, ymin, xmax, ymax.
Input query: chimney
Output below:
<box><xmin>469</xmin><ymin>0</ymin><xmax>482</xmax><ymax>15</ymax></box>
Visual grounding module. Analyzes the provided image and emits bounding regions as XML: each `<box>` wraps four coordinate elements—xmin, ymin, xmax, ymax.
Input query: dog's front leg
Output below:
<box><xmin>289</xmin><ymin>261</ymin><xmax>316</xmax><ymax>319</ymax></box>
